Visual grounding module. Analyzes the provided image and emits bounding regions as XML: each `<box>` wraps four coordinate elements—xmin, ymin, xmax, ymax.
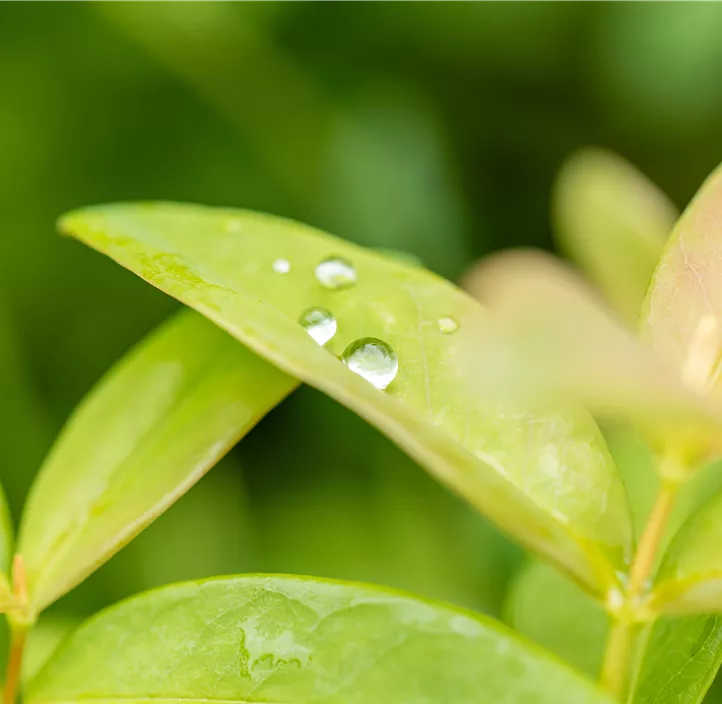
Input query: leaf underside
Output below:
<box><xmin>58</xmin><ymin>201</ymin><xmax>633</xmax><ymax>595</ymax></box>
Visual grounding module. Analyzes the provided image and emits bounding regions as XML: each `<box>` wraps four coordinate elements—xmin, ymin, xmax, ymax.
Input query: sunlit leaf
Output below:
<box><xmin>59</xmin><ymin>202</ymin><xmax>634</xmax><ymax>596</ymax></box>
<box><xmin>553</xmin><ymin>148</ymin><xmax>676</xmax><ymax>325</ymax></box>
<box><xmin>18</xmin><ymin>309</ymin><xmax>297</xmax><ymax>615</ymax></box>
<box><xmin>28</xmin><ymin>575</ymin><xmax>614</xmax><ymax>704</ymax></box>
<box><xmin>463</xmin><ymin>249</ymin><xmax>722</xmax><ymax>463</ymax></box>
<box><xmin>641</xmin><ymin>162</ymin><xmax>722</xmax><ymax>396</ymax></box>
<box><xmin>0</xmin><ymin>481</ymin><xmax>14</xmax><ymax>609</ymax></box>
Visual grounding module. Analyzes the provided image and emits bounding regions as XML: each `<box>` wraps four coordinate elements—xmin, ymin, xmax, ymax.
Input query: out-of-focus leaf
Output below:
<box><xmin>651</xmin><ymin>490</ymin><xmax>722</xmax><ymax>616</ymax></box>
<box><xmin>641</xmin><ymin>163</ymin><xmax>722</xmax><ymax>399</ymax></box>
<box><xmin>18</xmin><ymin>309</ymin><xmax>297</xmax><ymax>615</ymax></box>
<box><xmin>507</xmin><ymin>561</ymin><xmax>608</xmax><ymax>678</ymax></box>
<box><xmin>28</xmin><ymin>576</ymin><xmax>615</xmax><ymax>704</ymax></box>
<box><xmin>631</xmin><ymin>616</ymin><xmax>722</xmax><ymax>704</ymax></box>
<box><xmin>463</xmin><ymin>249</ymin><xmax>722</xmax><ymax>462</ymax></box>
<box><xmin>60</xmin><ymin>202</ymin><xmax>634</xmax><ymax>596</ymax></box>
<box><xmin>0</xmin><ymin>481</ymin><xmax>14</xmax><ymax>610</ymax></box>
<box><xmin>553</xmin><ymin>148</ymin><xmax>676</xmax><ymax>325</ymax></box>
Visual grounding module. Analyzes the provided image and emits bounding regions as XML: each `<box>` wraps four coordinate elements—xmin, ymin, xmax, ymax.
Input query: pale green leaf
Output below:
<box><xmin>27</xmin><ymin>575</ymin><xmax>614</xmax><ymax>704</ymax></box>
<box><xmin>553</xmin><ymin>148</ymin><xmax>676</xmax><ymax>325</ymax></box>
<box><xmin>59</xmin><ymin>202</ymin><xmax>634</xmax><ymax>595</ymax></box>
<box><xmin>641</xmin><ymin>162</ymin><xmax>722</xmax><ymax>397</ymax></box>
<box><xmin>0</xmin><ymin>481</ymin><xmax>14</xmax><ymax>609</ymax></box>
<box><xmin>18</xmin><ymin>309</ymin><xmax>297</xmax><ymax>615</ymax></box>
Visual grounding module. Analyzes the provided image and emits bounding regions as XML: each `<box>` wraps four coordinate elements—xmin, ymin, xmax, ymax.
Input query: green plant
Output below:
<box><xmin>3</xmin><ymin>148</ymin><xmax>722</xmax><ymax>703</ymax></box>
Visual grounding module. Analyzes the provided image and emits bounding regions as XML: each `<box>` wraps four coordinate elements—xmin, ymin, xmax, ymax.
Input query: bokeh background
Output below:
<box><xmin>3</xmin><ymin>0</ymin><xmax>722</xmax><ymax>675</ymax></box>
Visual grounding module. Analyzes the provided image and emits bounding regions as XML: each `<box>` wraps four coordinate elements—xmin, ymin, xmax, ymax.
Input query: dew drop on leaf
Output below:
<box><xmin>315</xmin><ymin>256</ymin><xmax>357</xmax><ymax>289</ymax></box>
<box><xmin>299</xmin><ymin>306</ymin><xmax>337</xmax><ymax>345</ymax></box>
<box><xmin>272</xmin><ymin>258</ymin><xmax>291</xmax><ymax>274</ymax></box>
<box><xmin>342</xmin><ymin>337</ymin><xmax>398</xmax><ymax>389</ymax></box>
<box><xmin>437</xmin><ymin>316</ymin><xmax>459</xmax><ymax>334</ymax></box>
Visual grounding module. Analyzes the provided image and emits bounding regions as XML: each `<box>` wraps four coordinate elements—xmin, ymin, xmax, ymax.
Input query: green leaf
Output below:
<box><xmin>640</xmin><ymin>162</ymin><xmax>722</xmax><ymax>391</ymax></box>
<box><xmin>553</xmin><ymin>148</ymin><xmax>676</xmax><ymax>326</ymax></box>
<box><xmin>651</xmin><ymin>489</ymin><xmax>722</xmax><ymax>616</ymax></box>
<box><xmin>18</xmin><ymin>309</ymin><xmax>297</xmax><ymax>615</ymax></box>
<box><xmin>59</xmin><ymin>202</ymin><xmax>634</xmax><ymax>595</ymax></box>
<box><xmin>28</xmin><ymin>575</ymin><xmax>614</xmax><ymax>704</ymax></box>
<box><xmin>630</xmin><ymin>616</ymin><xmax>722</xmax><ymax>704</ymax></box>
<box><xmin>0</xmin><ymin>481</ymin><xmax>14</xmax><ymax>609</ymax></box>
<box><xmin>507</xmin><ymin>561</ymin><xmax>608</xmax><ymax>679</ymax></box>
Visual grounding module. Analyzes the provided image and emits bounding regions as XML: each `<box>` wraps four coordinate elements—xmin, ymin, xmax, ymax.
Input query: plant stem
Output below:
<box><xmin>600</xmin><ymin>479</ymin><xmax>679</xmax><ymax>699</ymax></box>
<box><xmin>3</xmin><ymin>555</ymin><xmax>31</xmax><ymax>704</ymax></box>
<box><xmin>3</xmin><ymin>626</ymin><xmax>28</xmax><ymax>704</ymax></box>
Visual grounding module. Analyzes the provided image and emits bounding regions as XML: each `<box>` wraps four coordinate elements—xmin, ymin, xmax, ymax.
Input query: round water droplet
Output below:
<box><xmin>315</xmin><ymin>256</ymin><xmax>357</xmax><ymax>289</ymax></box>
<box><xmin>437</xmin><ymin>316</ymin><xmax>459</xmax><ymax>334</ymax></box>
<box><xmin>273</xmin><ymin>258</ymin><xmax>291</xmax><ymax>274</ymax></box>
<box><xmin>299</xmin><ymin>306</ymin><xmax>337</xmax><ymax>345</ymax></box>
<box><xmin>342</xmin><ymin>337</ymin><xmax>398</xmax><ymax>390</ymax></box>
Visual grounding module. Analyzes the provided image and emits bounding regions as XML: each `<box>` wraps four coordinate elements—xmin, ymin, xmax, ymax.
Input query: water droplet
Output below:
<box><xmin>273</xmin><ymin>258</ymin><xmax>291</xmax><ymax>274</ymax></box>
<box><xmin>315</xmin><ymin>256</ymin><xmax>357</xmax><ymax>289</ymax></box>
<box><xmin>342</xmin><ymin>337</ymin><xmax>398</xmax><ymax>390</ymax></box>
<box><xmin>299</xmin><ymin>306</ymin><xmax>337</xmax><ymax>345</ymax></box>
<box><xmin>437</xmin><ymin>316</ymin><xmax>459</xmax><ymax>334</ymax></box>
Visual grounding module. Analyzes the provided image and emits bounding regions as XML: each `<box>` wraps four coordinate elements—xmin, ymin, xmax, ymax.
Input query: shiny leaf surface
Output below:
<box><xmin>59</xmin><ymin>202</ymin><xmax>634</xmax><ymax>594</ymax></box>
<box><xmin>28</xmin><ymin>575</ymin><xmax>614</xmax><ymax>704</ymax></box>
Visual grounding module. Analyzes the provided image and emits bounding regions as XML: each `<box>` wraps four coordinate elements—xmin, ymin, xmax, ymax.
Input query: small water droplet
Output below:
<box><xmin>437</xmin><ymin>316</ymin><xmax>459</xmax><ymax>334</ymax></box>
<box><xmin>342</xmin><ymin>337</ymin><xmax>398</xmax><ymax>390</ymax></box>
<box><xmin>315</xmin><ymin>256</ymin><xmax>357</xmax><ymax>289</ymax></box>
<box><xmin>273</xmin><ymin>258</ymin><xmax>291</xmax><ymax>274</ymax></box>
<box><xmin>299</xmin><ymin>306</ymin><xmax>337</xmax><ymax>345</ymax></box>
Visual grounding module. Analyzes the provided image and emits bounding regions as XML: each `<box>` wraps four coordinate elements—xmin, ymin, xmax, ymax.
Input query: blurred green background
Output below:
<box><xmin>3</xmin><ymin>1</ymin><xmax>722</xmax><ymax>640</ymax></box>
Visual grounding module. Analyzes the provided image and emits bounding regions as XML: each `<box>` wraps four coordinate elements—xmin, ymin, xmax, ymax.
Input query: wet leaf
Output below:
<box><xmin>18</xmin><ymin>309</ymin><xmax>296</xmax><ymax>615</ymax></box>
<box><xmin>59</xmin><ymin>202</ymin><xmax>634</xmax><ymax>595</ymax></box>
<box><xmin>28</xmin><ymin>575</ymin><xmax>614</xmax><ymax>704</ymax></box>
<box><xmin>553</xmin><ymin>148</ymin><xmax>676</xmax><ymax>325</ymax></box>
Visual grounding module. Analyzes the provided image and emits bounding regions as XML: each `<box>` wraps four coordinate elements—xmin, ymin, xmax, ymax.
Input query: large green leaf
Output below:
<box><xmin>59</xmin><ymin>202</ymin><xmax>633</xmax><ymax>595</ymax></box>
<box><xmin>640</xmin><ymin>162</ymin><xmax>722</xmax><ymax>395</ymax></box>
<box><xmin>27</xmin><ymin>575</ymin><xmax>614</xmax><ymax>704</ymax></box>
<box><xmin>18</xmin><ymin>309</ymin><xmax>296</xmax><ymax>616</ymax></box>
<box><xmin>553</xmin><ymin>148</ymin><xmax>676</xmax><ymax>326</ymax></box>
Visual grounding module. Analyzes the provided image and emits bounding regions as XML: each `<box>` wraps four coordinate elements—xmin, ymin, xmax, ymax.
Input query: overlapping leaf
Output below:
<box><xmin>27</xmin><ymin>575</ymin><xmax>614</xmax><ymax>704</ymax></box>
<box><xmin>59</xmin><ymin>202</ymin><xmax>634</xmax><ymax>595</ymax></box>
<box><xmin>18</xmin><ymin>309</ymin><xmax>297</xmax><ymax>615</ymax></box>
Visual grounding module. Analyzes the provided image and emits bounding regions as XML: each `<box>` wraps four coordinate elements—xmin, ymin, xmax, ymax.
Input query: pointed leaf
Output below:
<box><xmin>641</xmin><ymin>163</ymin><xmax>722</xmax><ymax>393</ymax></box>
<box><xmin>27</xmin><ymin>576</ymin><xmax>614</xmax><ymax>704</ymax></box>
<box><xmin>631</xmin><ymin>616</ymin><xmax>722</xmax><ymax>704</ymax></box>
<box><xmin>18</xmin><ymin>310</ymin><xmax>297</xmax><ymax>615</ymax></box>
<box><xmin>553</xmin><ymin>148</ymin><xmax>676</xmax><ymax>325</ymax></box>
<box><xmin>59</xmin><ymin>202</ymin><xmax>634</xmax><ymax>595</ymax></box>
